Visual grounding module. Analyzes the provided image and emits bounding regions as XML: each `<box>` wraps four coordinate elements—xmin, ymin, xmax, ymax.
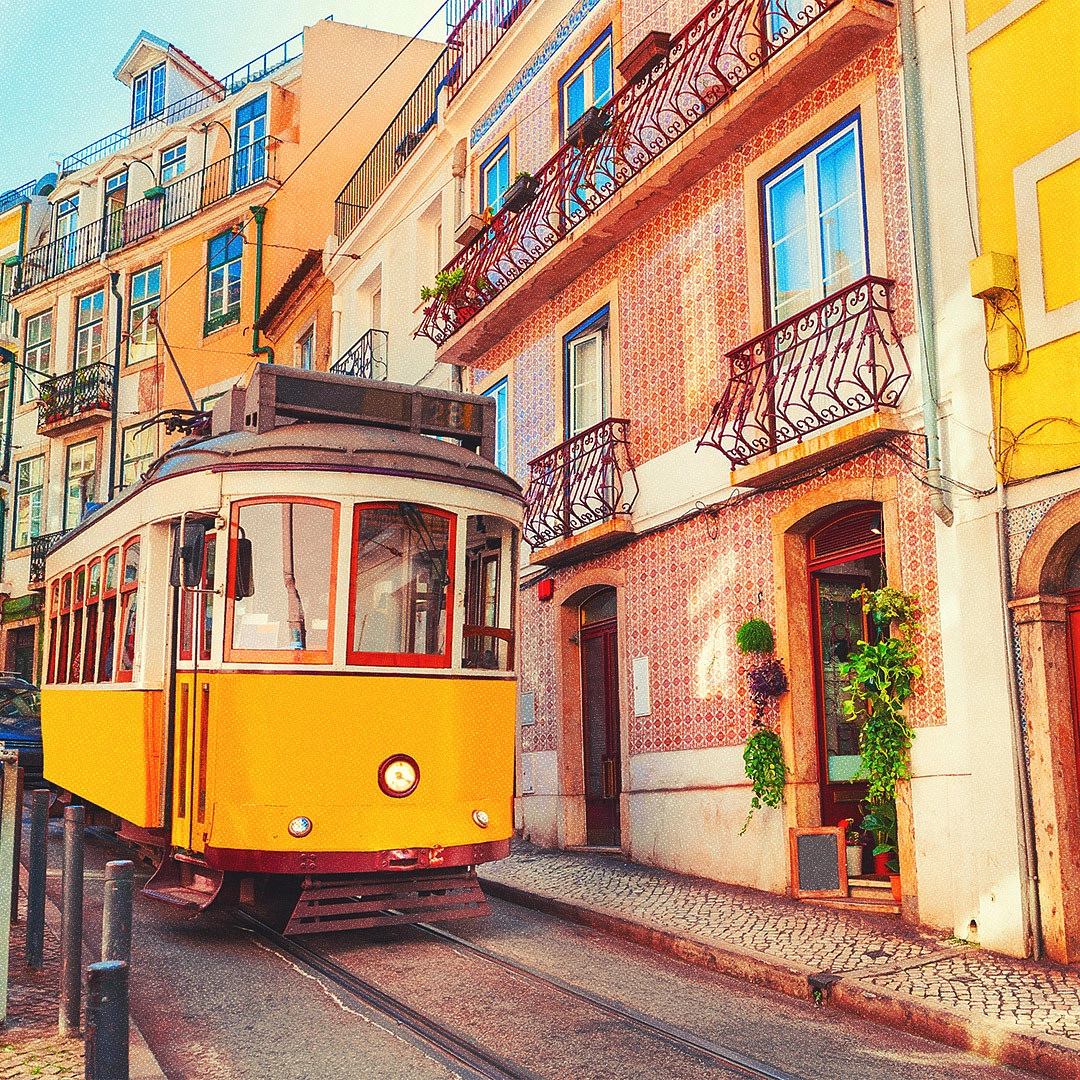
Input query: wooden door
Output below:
<box><xmin>581</xmin><ymin>615</ymin><xmax>620</xmax><ymax>847</ymax></box>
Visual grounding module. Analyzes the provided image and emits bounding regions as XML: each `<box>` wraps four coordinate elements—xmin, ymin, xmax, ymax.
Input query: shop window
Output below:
<box><xmin>116</xmin><ymin>538</ymin><xmax>140</xmax><ymax>682</ymax></box>
<box><xmin>565</xmin><ymin>308</ymin><xmax>610</xmax><ymax>437</ymax></box>
<box><xmin>462</xmin><ymin>515</ymin><xmax>517</xmax><ymax>670</ymax></box>
<box><xmin>98</xmin><ymin>549</ymin><xmax>120</xmax><ymax>682</ymax></box>
<box><xmin>348</xmin><ymin>504</ymin><xmax>454</xmax><ymax>667</ymax></box>
<box><xmin>227</xmin><ymin>499</ymin><xmax>338</xmax><ymax>663</ymax></box>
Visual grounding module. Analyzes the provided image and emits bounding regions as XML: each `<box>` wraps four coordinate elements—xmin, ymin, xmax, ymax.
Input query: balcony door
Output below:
<box><xmin>566</xmin><ymin>310</ymin><xmax>610</xmax><ymax>438</ymax></box>
<box><xmin>580</xmin><ymin>588</ymin><xmax>620</xmax><ymax>847</ymax></box>
<box><xmin>234</xmin><ymin>95</ymin><xmax>267</xmax><ymax>190</ymax></box>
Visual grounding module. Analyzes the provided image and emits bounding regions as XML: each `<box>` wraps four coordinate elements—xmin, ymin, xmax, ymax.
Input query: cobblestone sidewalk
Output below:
<box><xmin>481</xmin><ymin>842</ymin><xmax>1080</xmax><ymax>1075</ymax></box>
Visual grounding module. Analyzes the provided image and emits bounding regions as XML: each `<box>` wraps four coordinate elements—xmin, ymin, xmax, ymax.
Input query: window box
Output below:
<box><xmin>503</xmin><ymin>174</ymin><xmax>540</xmax><ymax>213</ymax></box>
<box><xmin>617</xmin><ymin>31</ymin><xmax>670</xmax><ymax>84</ymax></box>
<box><xmin>454</xmin><ymin>213</ymin><xmax>485</xmax><ymax>247</ymax></box>
<box><xmin>204</xmin><ymin>308</ymin><xmax>240</xmax><ymax>337</ymax></box>
<box><xmin>566</xmin><ymin>105</ymin><xmax>608</xmax><ymax>148</ymax></box>
<box><xmin>142</xmin><ymin>185</ymin><xmax>166</xmax><ymax>200</ymax></box>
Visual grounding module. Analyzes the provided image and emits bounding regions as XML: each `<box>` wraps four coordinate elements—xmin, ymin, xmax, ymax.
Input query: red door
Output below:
<box><xmin>581</xmin><ymin>611</ymin><xmax>620</xmax><ymax>847</ymax></box>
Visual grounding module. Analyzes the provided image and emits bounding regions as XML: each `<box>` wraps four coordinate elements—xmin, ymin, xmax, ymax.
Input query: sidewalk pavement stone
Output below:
<box><xmin>480</xmin><ymin>842</ymin><xmax>1080</xmax><ymax>1072</ymax></box>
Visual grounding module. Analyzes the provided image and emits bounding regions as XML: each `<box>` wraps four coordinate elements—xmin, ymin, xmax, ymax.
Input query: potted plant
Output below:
<box><xmin>419</xmin><ymin>267</ymin><xmax>466</xmax><ymax>304</ymax></box>
<box><xmin>566</xmin><ymin>105</ymin><xmax>609</xmax><ymax>148</ymax></box>
<box><xmin>503</xmin><ymin>171</ymin><xmax>540</xmax><ymax>213</ymax></box>
<box><xmin>860</xmin><ymin>802</ymin><xmax>899</xmax><ymax>876</ymax></box>
<box><xmin>839</xmin><ymin>818</ymin><xmax>865</xmax><ymax>878</ymax></box>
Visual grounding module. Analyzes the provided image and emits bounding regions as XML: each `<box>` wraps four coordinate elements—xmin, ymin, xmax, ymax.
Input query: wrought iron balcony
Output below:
<box><xmin>29</xmin><ymin>531</ymin><xmax>68</xmax><ymax>588</ymax></box>
<box><xmin>0</xmin><ymin>178</ymin><xmax>37</xmax><ymax>215</ymax></box>
<box><xmin>445</xmin><ymin>0</ymin><xmax>534</xmax><ymax>102</ymax></box>
<box><xmin>417</xmin><ymin>0</ymin><xmax>841</xmax><ymax>346</ymax></box>
<box><xmin>37</xmin><ymin>362</ymin><xmax>115</xmax><ymax>432</ymax></box>
<box><xmin>697</xmin><ymin>277</ymin><xmax>912</xmax><ymax>466</ymax></box>
<box><xmin>330</xmin><ymin>329</ymin><xmax>388</xmax><ymax>380</ymax></box>
<box><xmin>60</xmin><ymin>31</ymin><xmax>303</xmax><ymax>175</ymax></box>
<box><xmin>522</xmin><ymin>418</ymin><xmax>638</xmax><ymax>554</ymax></box>
<box><xmin>18</xmin><ymin>142</ymin><xmax>278</xmax><ymax>293</ymax></box>
<box><xmin>335</xmin><ymin>51</ymin><xmax>452</xmax><ymax>241</ymax></box>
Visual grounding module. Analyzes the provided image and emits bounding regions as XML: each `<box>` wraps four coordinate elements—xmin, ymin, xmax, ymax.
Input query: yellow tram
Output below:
<box><xmin>40</xmin><ymin>366</ymin><xmax>523</xmax><ymax>933</ymax></box>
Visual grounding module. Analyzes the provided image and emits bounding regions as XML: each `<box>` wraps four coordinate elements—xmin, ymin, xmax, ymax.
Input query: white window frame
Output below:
<box><xmin>13</xmin><ymin>454</ymin><xmax>44</xmax><ymax>549</ymax></box>
<box><xmin>161</xmin><ymin>142</ymin><xmax>187</xmax><ymax>185</ymax></box>
<box><xmin>64</xmin><ymin>438</ymin><xmax>97</xmax><ymax>530</ymax></box>
<box><xmin>481</xmin><ymin>141</ymin><xmax>510</xmax><ymax>215</ymax></box>
<box><xmin>74</xmin><ymin>289</ymin><xmax>105</xmax><ymax>370</ymax></box>
<box><xmin>128</xmin><ymin>266</ymin><xmax>161</xmax><ymax>365</ymax></box>
<box><xmin>565</xmin><ymin>313</ymin><xmax>610</xmax><ymax>438</ymax></box>
<box><xmin>120</xmin><ymin>425</ymin><xmax>156</xmax><ymax>488</ymax></box>
<box><xmin>22</xmin><ymin>311</ymin><xmax>51</xmax><ymax>404</ymax></box>
<box><xmin>483</xmin><ymin>378</ymin><xmax>509</xmax><ymax>473</ymax></box>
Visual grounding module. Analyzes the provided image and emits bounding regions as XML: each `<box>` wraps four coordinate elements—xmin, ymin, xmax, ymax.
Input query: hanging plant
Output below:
<box><xmin>741</xmin><ymin>726</ymin><xmax>785</xmax><ymax>834</ymax></box>
<box><xmin>839</xmin><ymin>586</ymin><xmax>922</xmax><ymax>804</ymax></box>
<box><xmin>736</xmin><ymin>617</ymin><xmax>774</xmax><ymax>654</ymax></box>
<box><xmin>747</xmin><ymin>657</ymin><xmax>788</xmax><ymax>705</ymax></box>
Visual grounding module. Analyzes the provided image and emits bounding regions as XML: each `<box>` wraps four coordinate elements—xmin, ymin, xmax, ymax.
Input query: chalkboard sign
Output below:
<box><xmin>789</xmin><ymin>826</ymin><xmax>848</xmax><ymax>898</ymax></box>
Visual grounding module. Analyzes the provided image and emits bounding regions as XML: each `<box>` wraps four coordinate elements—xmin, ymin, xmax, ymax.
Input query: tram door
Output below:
<box><xmin>580</xmin><ymin>589</ymin><xmax>620</xmax><ymax>847</ymax></box>
<box><xmin>172</xmin><ymin>533</ymin><xmax>216</xmax><ymax>853</ymax></box>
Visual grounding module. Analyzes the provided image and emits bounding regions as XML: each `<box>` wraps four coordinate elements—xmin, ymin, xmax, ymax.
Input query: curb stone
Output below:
<box><xmin>479</xmin><ymin>877</ymin><xmax>1080</xmax><ymax>1080</ymax></box>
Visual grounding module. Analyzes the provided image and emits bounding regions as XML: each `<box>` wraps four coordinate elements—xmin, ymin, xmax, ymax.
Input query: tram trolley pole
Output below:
<box><xmin>0</xmin><ymin>749</ymin><xmax>17</xmax><ymax>1024</ymax></box>
<box><xmin>85</xmin><ymin>960</ymin><xmax>129</xmax><ymax>1080</ymax></box>
<box><xmin>25</xmin><ymin>787</ymin><xmax>49</xmax><ymax>971</ymax></box>
<box><xmin>59</xmin><ymin>804</ymin><xmax>85</xmax><ymax>1037</ymax></box>
<box><xmin>102</xmin><ymin>860</ymin><xmax>134</xmax><ymax>965</ymax></box>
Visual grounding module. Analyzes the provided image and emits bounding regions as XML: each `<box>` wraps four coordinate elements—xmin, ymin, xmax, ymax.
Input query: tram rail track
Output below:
<box><xmin>236</xmin><ymin>908</ymin><xmax>803</xmax><ymax>1080</ymax></box>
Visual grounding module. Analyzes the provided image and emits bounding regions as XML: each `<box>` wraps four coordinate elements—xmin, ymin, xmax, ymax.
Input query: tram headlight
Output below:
<box><xmin>472</xmin><ymin>810</ymin><xmax>489</xmax><ymax>829</ymax></box>
<box><xmin>378</xmin><ymin>755</ymin><xmax>420</xmax><ymax>798</ymax></box>
<box><xmin>288</xmin><ymin>816</ymin><xmax>313</xmax><ymax>838</ymax></box>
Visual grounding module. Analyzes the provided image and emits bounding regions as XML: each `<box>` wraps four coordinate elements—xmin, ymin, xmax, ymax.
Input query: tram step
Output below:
<box><xmin>141</xmin><ymin>853</ymin><xmax>224</xmax><ymax>911</ymax></box>
<box><xmin>285</xmin><ymin>868</ymin><xmax>490</xmax><ymax>935</ymax></box>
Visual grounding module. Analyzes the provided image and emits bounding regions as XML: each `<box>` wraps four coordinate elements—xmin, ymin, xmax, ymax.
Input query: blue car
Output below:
<box><xmin>0</xmin><ymin>676</ymin><xmax>43</xmax><ymax>784</ymax></box>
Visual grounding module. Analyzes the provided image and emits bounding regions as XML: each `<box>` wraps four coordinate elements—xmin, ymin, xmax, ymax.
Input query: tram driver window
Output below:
<box><xmin>462</xmin><ymin>516</ymin><xmax>517</xmax><ymax>671</ymax></box>
<box><xmin>228</xmin><ymin>500</ymin><xmax>337</xmax><ymax>661</ymax></box>
<box><xmin>349</xmin><ymin>504</ymin><xmax>453</xmax><ymax>666</ymax></box>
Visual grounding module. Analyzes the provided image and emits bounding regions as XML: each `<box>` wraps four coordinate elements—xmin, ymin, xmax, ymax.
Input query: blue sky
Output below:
<box><xmin>0</xmin><ymin>0</ymin><xmax>447</xmax><ymax>194</ymax></box>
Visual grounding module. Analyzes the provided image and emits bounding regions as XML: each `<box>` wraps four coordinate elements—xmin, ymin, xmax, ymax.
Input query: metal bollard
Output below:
<box><xmin>0</xmin><ymin>749</ymin><xmax>17</xmax><ymax>1025</ymax></box>
<box><xmin>10</xmin><ymin>766</ymin><xmax>23</xmax><ymax>923</ymax></box>
<box><xmin>59</xmin><ymin>804</ymin><xmax>85</xmax><ymax>1038</ymax></box>
<box><xmin>85</xmin><ymin>960</ymin><xmax>129</xmax><ymax>1080</ymax></box>
<box><xmin>25</xmin><ymin>788</ymin><xmax>49</xmax><ymax>971</ymax></box>
<box><xmin>102</xmin><ymin>860</ymin><xmax>134</xmax><ymax>965</ymax></box>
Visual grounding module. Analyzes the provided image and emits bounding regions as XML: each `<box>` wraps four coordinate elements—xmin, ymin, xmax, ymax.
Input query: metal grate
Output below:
<box><xmin>330</xmin><ymin>328</ymin><xmax>388</xmax><ymax>380</ymax></box>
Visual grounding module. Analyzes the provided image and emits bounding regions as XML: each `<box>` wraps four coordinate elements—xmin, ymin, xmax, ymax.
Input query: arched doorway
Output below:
<box><xmin>808</xmin><ymin>508</ymin><xmax>884</xmax><ymax>827</ymax></box>
<box><xmin>580</xmin><ymin>587</ymin><xmax>620</xmax><ymax>847</ymax></box>
<box><xmin>1065</xmin><ymin>547</ymin><xmax>1080</xmax><ymax>804</ymax></box>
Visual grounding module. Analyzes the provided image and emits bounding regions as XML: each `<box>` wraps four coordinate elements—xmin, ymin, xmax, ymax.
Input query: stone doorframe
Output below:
<box><xmin>551</xmin><ymin>566</ymin><xmax>629</xmax><ymax>851</ymax></box>
<box><xmin>769</xmin><ymin>474</ymin><xmax>919</xmax><ymax>917</ymax></box>
<box><xmin>1011</xmin><ymin>495</ymin><xmax>1080</xmax><ymax>964</ymax></box>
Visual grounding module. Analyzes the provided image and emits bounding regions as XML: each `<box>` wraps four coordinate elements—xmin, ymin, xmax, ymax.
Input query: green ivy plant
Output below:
<box><xmin>741</xmin><ymin>727</ymin><xmax>786</xmax><ymax>834</ymax></box>
<box><xmin>839</xmin><ymin>586</ymin><xmax>922</xmax><ymax>804</ymax></box>
<box><xmin>736</xmin><ymin>617</ymin><xmax>774</xmax><ymax>654</ymax></box>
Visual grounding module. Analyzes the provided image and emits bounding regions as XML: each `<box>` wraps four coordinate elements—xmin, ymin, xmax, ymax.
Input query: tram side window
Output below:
<box><xmin>69</xmin><ymin>566</ymin><xmax>85</xmax><ymax>683</ymax></box>
<box><xmin>98</xmin><ymin>549</ymin><xmax>119</xmax><ymax>681</ymax></box>
<box><xmin>229</xmin><ymin>501</ymin><xmax>336</xmax><ymax>660</ymax></box>
<box><xmin>117</xmin><ymin>539</ymin><xmax>140</xmax><ymax>680</ymax></box>
<box><xmin>349</xmin><ymin>504</ymin><xmax>453</xmax><ymax>666</ymax></box>
<box><xmin>56</xmin><ymin>575</ymin><xmax>72</xmax><ymax>684</ymax></box>
<box><xmin>462</xmin><ymin>516</ymin><xmax>518</xmax><ymax>671</ymax></box>
<box><xmin>82</xmin><ymin>560</ymin><xmax>101</xmax><ymax>683</ymax></box>
<box><xmin>47</xmin><ymin>581</ymin><xmax>59</xmax><ymax>683</ymax></box>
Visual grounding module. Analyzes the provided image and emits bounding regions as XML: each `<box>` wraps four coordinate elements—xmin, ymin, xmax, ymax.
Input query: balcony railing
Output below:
<box><xmin>417</xmin><ymin>0</ymin><xmax>836</xmax><ymax>345</ymax></box>
<box><xmin>17</xmin><ymin>142</ymin><xmax>277</xmax><ymax>293</ymax></box>
<box><xmin>61</xmin><ymin>31</ymin><xmax>303</xmax><ymax>175</ymax></box>
<box><xmin>522</xmin><ymin>418</ymin><xmax>637</xmax><ymax>550</ymax></box>
<box><xmin>0</xmin><ymin>179</ymin><xmax>37</xmax><ymax>215</ymax></box>
<box><xmin>334</xmin><ymin>50</ymin><xmax>452</xmax><ymax>241</ymax></box>
<box><xmin>330</xmin><ymin>329</ymin><xmax>389</xmax><ymax>380</ymax></box>
<box><xmin>697</xmin><ymin>277</ymin><xmax>912</xmax><ymax>465</ymax></box>
<box><xmin>29</xmin><ymin>531</ymin><xmax>68</xmax><ymax>588</ymax></box>
<box><xmin>38</xmin><ymin>362</ymin><xmax>115</xmax><ymax>431</ymax></box>
<box><xmin>446</xmin><ymin>0</ymin><xmax>534</xmax><ymax>102</ymax></box>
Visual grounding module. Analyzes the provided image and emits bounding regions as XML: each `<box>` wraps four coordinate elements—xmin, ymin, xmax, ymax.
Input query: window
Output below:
<box><xmin>120</xmin><ymin>425</ymin><xmax>156</xmax><ymax>488</ymax></box>
<box><xmin>69</xmin><ymin>566</ymin><xmax>86</xmax><ymax>683</ymax></box>
<box><xmin>0</xmin><ymin>263</ymin><xmax>17</xmax><ymax>339</ymax></box>
<box><xmin>560</xmin><ymin>31</ymin><xmax>613</xmax><ymax>139</ymax></box>
<box><xmin>56</xmin><ymin>574</ymin><xmax>72</xmax><ymax>684</ymax></box>
<box><xmin>481</xmin><ymin>140</ymin><xmax>510</xmax><ymax>215</ymax></box>
<box><xmin>75</xmin><ymin>290</ymin><xmax>105</xmax><ymax>369</ymax></box>
<box><xmin>763</xmin><ymin>117</ymin><xmax>868</xmax><ymax>325</ymax></box>
<box><xmin>104</xmin><ymin>172</ymin><xmax>127</xmax><ymax>251</ymax></box>
<box><xmin>348</xmin><ymin>504</ymin><xmax>454</xmax><ymax>667</ymax></box>
<box><xmin>234</xmin><ymin>95</ymin><xmax>267</xmax><ymax>190</ymax></box>
<box><xmin>205</xmin><ymin>231</ymin><xmax>243</xmax><ymax>333</ymax></box>
<box><xmin>180</xmin><ymin>530</ymin><xmax>216</xmax><ymax>663</ymax></box>
<box><xmin>97</xmin><ymin>549</ymin><xmax>119</xmax><ymax>682</ymax></box>
<box><xmin>565</xmin><ymin>308</ymin><xmax>610</xmax><ymax>437</ymax></box>
<box><xmin>132</xmin><ymin>63</ymin><xmax>166</xmax><ymax>127</ymax></box>
<box><xmin>371</xmin><ymin>289</ymin><xmax>382</xmax><ymax>330</ymax></box>
<box><xmin>298</xmin><ymin>329</ymin><xmax>314</xmax><ymax>370</ymax></box>
<box><xmin>13</xmin><ymin>455</ymin><xmax>44</xmax><ymax>549</ymax></box>
<box><xmin>463</xmin><ymin>515</ymin><xmax>517</xmax><ymax>671</ymax></box>
<box><xmin>64</xmin><ymin>439</ymin><xmax>97</xmax><ymax>529</ymax></box>
<box><xmin>22</xmin><ymin>312</ymin><xmax>50</xmax><ymax>404</ymax></box>
<box><xmin>55</xmin><ymin>196</ymin><xmax>78</xmax><ymax>270</ymax></box>
<box><xmin>82</xmin><ymin>558</ymin><xmax>101</xmax><ymax>683</ymax></box>
<box><xmin>128</xmin><ymin>266</ymin><xmax>161</xmax><ymax>364</ymax></box>
<box><xmin>228</xmin><ymin>499</ymin><xmax>338</xmax><ymax>663</ymax></box>
<box><xmin>160</xmin><ymin>142</ymin><xmax>186</xmax><ymax>184</ymax></box>
<box><xmin>484</xmin><ymin>378</ymin><xmax>509</xmax><ymax>473</ymax></box>
<box><xmin>117</xmin><ymin>538</ymin><xmax>140</xmax><ymax>681</ymax></box>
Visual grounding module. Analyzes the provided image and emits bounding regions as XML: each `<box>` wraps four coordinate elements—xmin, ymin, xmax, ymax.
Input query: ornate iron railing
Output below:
<box><xmin>17</xmin><ymin>142</ymin><xmax>277</xmax><ymax>293</ymax></box>
<box><xmin>446</xmin><ymin>0</ymin><xmax>534</xmax><ymax>101</ymax></box>
<box><xmin>61</xmin><ymin>31</ymin><xmax>303</xmax><ymax>174</ymax></box>
<box><xmin>331</xmin><ymin>329</ymin><xmax>389</xmax><ymax>380</ymax></box>
<box><xmin>38</xmin><ymin>362</ymin><xmax>115</xmax><ymax>430</ymax></box>
<box><xmin>417</xmin><ymin>0</ymin><xmax>837</xmax><ymax>345</ymax></box>
<box><xmin>0</xmin><ymin>179</ymin><xmax>38</xmax><ymax>215</ymax></box>
<box><xmin>697</xmin><ymin>277</ymin><xmax>911</xmax><ymax>465</ymax></box>
<box><xmin>29</xmin><ymin>531</ymin><xmax>68</xmax><ymax>588</ymax></box>
<box><xmin>334</xmin><ymin>51</ymin><xmax>452</xmax><ymax>241</ymax></box>
<box><xmin>522</xmin><ymin>418</ymin><xmax>638</xmax><ymax>549</ymax></box>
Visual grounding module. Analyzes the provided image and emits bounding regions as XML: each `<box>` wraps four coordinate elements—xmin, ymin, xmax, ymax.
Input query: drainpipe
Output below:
<box><xmin>108</xmin><ymin>271</ymin><xmax>123</xmax><ymax>500</ymax></box>
<box><xmin>249</xmin><ymin>206</ymin><xmax>274</xmax><ymax>364</ymax></box>
<box><xmin>899</xmin><ymin>0</ymin><xmax>952</xmax><ymax>527</ymax></box>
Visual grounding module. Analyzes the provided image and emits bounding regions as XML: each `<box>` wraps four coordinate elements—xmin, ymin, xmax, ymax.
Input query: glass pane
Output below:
<box><xmin>352</xmin><ymin>505</ymin><xmax>451</xmax><ymax>658</ymax></box>
<box><xmin>768</xmin><ymin>167</ymin><xmax>812</xmax><ymax>322</ymax></box>
<box><xmin>105</xmin><ymin>552</ymin><xmax>118</xmax><ymax>592</ymax></box>
<box><xmin>565</xmin><ymin>71</ymin><xmax>586</xmax><ymax>128</ymax></box>
<box><xmin>817</xmin><ymin>130</ymin><xmax>866</xmax><ymax>293</ymax></box>
<box><xmin>232</xmin><ymin>502</ymin><xmax>335</xmax><ymax>652</ymax></box>
<box><xmin>592</xmin><ymin>44</ymin><xmax>612</xmax><ymax>106</ymax></box>
<box><xmin>88</xmin><ymin>561</ymin><xmax>101</xmax><ymax>599</ymax></box>
<box><xmin>123</xmin><ymin>542</ymin><xmax>140</xmax><ymax>586</ymax></box>
<box><xmin>119</xmin><ymin>594</ymin><xmax>138</xmax><ymax>672</ymax></box>
<box><xmin>581</xmin><ymin>588</ymin><xmax>617</xmax><ymax>624</ymax></box>
<box><xmin>570</xmin><ymin>332</ymin><xmax>603</xmax><ymax>434</ymax></box>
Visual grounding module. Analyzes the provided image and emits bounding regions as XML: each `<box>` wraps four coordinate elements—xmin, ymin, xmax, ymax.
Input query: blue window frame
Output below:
<box><xmin>559</xmin><ymin>29</ymin><xmax>613</xmax><ymax>140</ymax></box>
<box><xmin>483</xmin><ymin>378</ymin><xmax>509</xmax><ymax>473</ymax></box>
<box><xmin>762</xmin><ymin>115</ymin><xmax>869</xmax><ymax>325</ymax></box>
<box><xmin>563</xmin><ymin>307</ymin><xmax>609</xmax><ymax>438</ymax></box>
<box><xmin>132</xmin><ymin>63</ymin><xmax>166</xmax><ymax>127</ymax></box>
<box><xmin>481</xmin><ymin>139</ymin><xmax>510</xmax><ymax>216</ymax></box>
<box><xmin>206</xmin><ymin>231</ymin><xmax>243</xmax><ymax>332</ymax></box>
<box><xmin>234</xmin><ymin>95</ymin><xmax>268</xmax><ymax>190</ymax></box>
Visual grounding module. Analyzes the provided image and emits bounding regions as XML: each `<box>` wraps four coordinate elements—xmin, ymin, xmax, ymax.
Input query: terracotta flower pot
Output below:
<box><xmin>890</xmin><ymin>873</ymin><xmax>902</xmax><ymax>903</ymax></box>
